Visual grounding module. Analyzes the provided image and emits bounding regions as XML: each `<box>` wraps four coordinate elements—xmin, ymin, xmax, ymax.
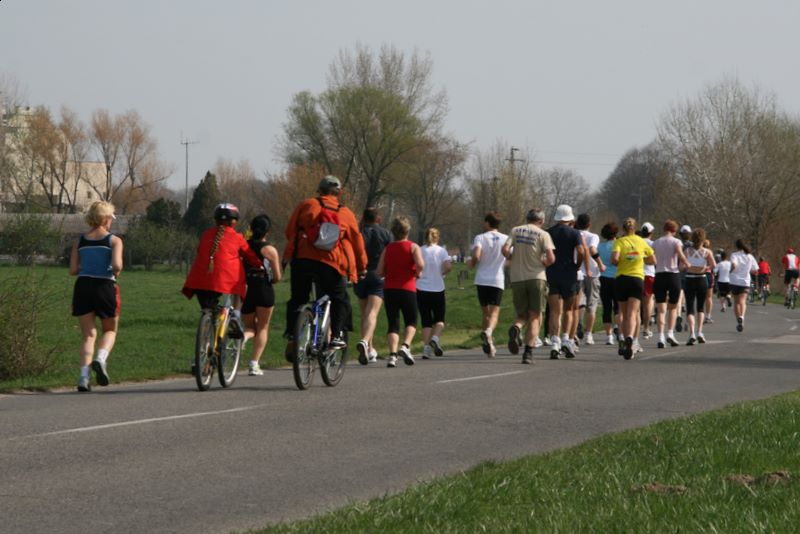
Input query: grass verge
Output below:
<box><xmin>252</xmin><ymin>392</ymin><xmax>800</xmax><ymax>533</ymax></box>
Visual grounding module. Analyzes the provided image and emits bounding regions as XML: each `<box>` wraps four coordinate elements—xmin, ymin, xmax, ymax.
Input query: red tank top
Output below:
<box><xmin>383</xmin><ymin>240</ymin><xmax>417</xmax><ymax>291</ymax></box>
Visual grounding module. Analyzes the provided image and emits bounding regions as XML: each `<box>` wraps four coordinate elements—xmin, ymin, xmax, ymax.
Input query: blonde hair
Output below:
<box><xmin>424</xmin><ymin>227</ymin><xmax>440</xmax><ymax>245</ymax></box>
<box><xmin>85</xmin><ymin>201</ymin><xmax>115</xmax><ymax>227</ymax></box>
<box><xmin>391</xmin><ymin>216</ymin><xmax>411</xmax><ymax>240</ymax></box>
<box><xmin>622</xmin><ymin>217</ymin><xmax>637</xmax><ymax>234</ymax></box>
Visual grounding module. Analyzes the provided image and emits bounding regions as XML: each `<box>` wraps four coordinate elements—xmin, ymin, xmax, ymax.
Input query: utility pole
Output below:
<box><xmin>180</xmin><ymin>135</ymin><xmax>199</xmax><ymax>211</ymax></box>
<box><xmin>506</xmin><ymin>146</ymin><xmax>524</xmax><ymax>172</ymax></box>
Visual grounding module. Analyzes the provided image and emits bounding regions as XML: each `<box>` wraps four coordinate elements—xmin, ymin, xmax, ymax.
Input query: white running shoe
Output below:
<box><xmin>585</xmin><ymin>332</ymin><xmax>595</xmax><ymax>345</ymax></box>
<box><xmin>367</xmin><ymin>348</ymin><xmax>378</xmax><ymax>363</ymax></box>
<box><xmin>357</xmin><ymin>339</ymin><xmax>370</xmax><ymax>365</ymax></box>
<box><xmin>542</xmin><ymin>336</ymin><xmax>552</xmax><ymax>347</ymax></box>
<box><xmin>399</xmin><ymin>345</ymin><xmax>415</xmax><ymax>365</ymax></box>
<box><xmin>642</xmin><ymin>329</ymin><xmax>653</xmax><ymax>340</ymax></box>
<box><xmin>430</xmin><ymin>336</ymin><xmax>444</xmax><ymax>357</ymax></box>
<box><xmin>550</xmin><ymin>336</ymin><xmax>562</xmax><ymax>359</ymax></box>
<box><xmin>387</xmin><ymin>355</ymin><xmax>398</xmax><ymax>368</ymax></box>
<box><xmin>534</xmin><ymin>337</ymin><xmax>543</xmax><ymax>348</ymax></box>
<box><xmin>248</xmin><ymin>362</ymin><xmax>264</xmax><ymax>376</ymax></box>
<box><xmin>422</xmin><ymin>345</ymin><xmax>432</xmax><ymax>359</ymax></box>
<box><xmin>606</xmin><ymin>334</ymin><xmax>615</xmax><ymax>346</ymax></box>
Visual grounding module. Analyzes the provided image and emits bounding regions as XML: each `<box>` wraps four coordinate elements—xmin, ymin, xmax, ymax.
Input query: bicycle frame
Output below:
<box><xmin>311</xmin><ymin>295</ymin><xmax>331</xmax><ymax>352</ymax></box>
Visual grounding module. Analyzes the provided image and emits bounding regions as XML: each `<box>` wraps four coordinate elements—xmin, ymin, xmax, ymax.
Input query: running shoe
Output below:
<box><xmin>576</xmin><ymin>322</ymin><xmax>584</xmax><ymax>340</ymax></box>
<box><xmin>634</xmin><ymin>340</ymin><xmax>644</xmax><ymax>354</ymax></box>
<box><xmin>642</xmin><ymin>329</ymin><xmax>653</xmax><ymax>340</ymax></box>
<box><xmin>330</xmin><ymin>337</ymin><xmax>347</xmax><ymax>349</ymax></box>
<box><xmin>736</xmin><ymin>317</ymin><xmax>744</xmax><ymax>332</ymax></box>
<box><xmin>561</xmin><ymin>339</ymin><xmax>576</xmax><ymax>359</ymax></box>
<box><xmin>430</xmin><ymin>337</ymin><xmax>444</xmax><ymax>357</ymax></box>
<box><xmin>720</xmin><ymin>304</ymin><xmax>726</xmax><ymax>313</ymax></box>
<box><xmin>507</xmin><ymin>325</ymin><xmax>522</xmax><ymax>355</ymax></box>
<box><xmin>357</xmin><ymin>340</ymin><xmax>369</xmax><ymax>365</ymax></box>
<box><xmin>399</xmin><ymin>345</ymin><xmax>415</xmax><ymax>365</ymax></box>
<box><xmin>675</xmin><ymin>316</ymin><xmax>683</xmax><ymax>333</ymax></box>
<box><xmin>248</xmin><ymin>362</ymin><xmax>264</xmax><ymax>376</ymax></box>
<box><xmin>617</xmin><ymin>335</ymin><xmax>625</xmax><ymax>356</ymax></box>
<box><xmin>550</xmin><ymin>336</ymin><xmax>561</xmax><ymax>359</ymax></box>
<box><xmin>704</xmin><ymin>317</ymin><xmax>713</xmax><ymax>324</ymax></box>
<box><xmin>422</xmin><ymin>345</ymin><xmax>432</xmax><ymax>360</ymax></box>
<box><xmin>605</xmin><ymin>334</ymin><xmax>615</xmax><ymax>346</ymax></box>
<box><xmin>228</xmin><ymin>315</ymin><xmax>245</xmax><ymax>339</ymax></box>
<box><xmin>480</xmin><ymin>331</ymin><xmax>491</xmax><ymax>355</ymax></box>
<box><xmin>367</xmin><ymin>348</ymin><xmax>378</xmax><ymax>364</ymax></box>
<box><xmin>91</xmin><ymin>359</ymin><xmax>109</xmax><ymax>387</ymax></box>
<box><xmin>77</xmin><ymin>375</ymin><xmax>91</xmax><ymax>392</ymax></box>
<box><xmin>686</xmin><ymin>337</ymin><xmax>696</xmax><ymax>346</ymax></box>
<box><xmin>284</xmin><ymin>340</ymin><xmax>296</xmax><ymax>363</ymax></box>
<box><xmin>387</xmin><ymin>355</ymin><xmax>398</xmax><ymax>368</ymax></box>
<box><xmin>585</xmin><ymin>332</ymin><xmax>595</xmax><ymax>345</ymax></box>
<box><xmin>657</xmin><ymin>337</ymin><xmax>666</xmax><ymax>349</ymax></box>
<box><xmin>667</xmin><ymin>334</ymin><xmax>680</xmax><ymax>347</ymax></box>
<box><xmin>522</xmin><ymin>347</ymin><xmax>533</xmax><ymax>365</ymax></box>
<box><xmin>542</xmin><ymin>336</ymin><xmax>552</xmax><ymax>347</ymax></box>
<box><xmin>623</xmin><ymin>336</ymin><xmax>634</xmax><ymax>360</ymax></box>
<box><xmin>697</xmin><ymin>333</ymin><xmax>706</xmax><ymax>343</ymax></box>
<box><xmin>534</xmin><ymin>337</ymin><xmax>543</xmax><ymax>348</ymax></box>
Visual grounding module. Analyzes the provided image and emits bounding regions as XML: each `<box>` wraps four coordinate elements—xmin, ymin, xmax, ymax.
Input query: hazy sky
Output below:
<box><xmin>2</xmin><ymin>0</ymin><xmax>799</xmax><ymax>192</ymax></box>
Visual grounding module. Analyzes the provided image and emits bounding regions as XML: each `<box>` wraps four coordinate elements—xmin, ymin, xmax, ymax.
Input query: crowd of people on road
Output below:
<box><xmin>67</xmin><ymin>175</ymin><xmax>800</xmax><ymax>391</ymax></box>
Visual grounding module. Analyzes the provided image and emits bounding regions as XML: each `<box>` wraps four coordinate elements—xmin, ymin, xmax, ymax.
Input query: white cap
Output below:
<box><xmin>641</xmin><ymin>222</ymin><xmax>654</xmax><ymax>234</ymax></box>
<box><xmin>553</xmin><ymin>204</ymin><xmax>575</xmax><ymax>222</ymax></box>
<box><xmin>680</xmin><ymin>224</ymin><xmax>692</xmax><ymax>234</ymax></box>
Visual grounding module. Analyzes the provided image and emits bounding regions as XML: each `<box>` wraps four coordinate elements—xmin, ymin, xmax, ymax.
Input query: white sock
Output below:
<box><xmin>80</xmin><ymin>365</ymin><xmax>90</xmax><ymax>378</ymax></box>
<box><xmin>95</xmin><ymin>348</ymin><xmax>109</xmax><ymax>363</ymax></box>
<box><xmin>667</xmin><ymin>330</ymin><xmax>674</xmax><ymax>336</ymax></box>
<box><xmin>431</xmin><ymin>335</ymin><xmax>439</xmax><ymax>343</ymax></box>
<box><xmin>249</xmin><ymin>360</ymin><xmax>258</xmax><ymax>367</ymax></box>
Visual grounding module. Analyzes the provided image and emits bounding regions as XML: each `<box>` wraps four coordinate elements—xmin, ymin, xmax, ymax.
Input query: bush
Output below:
<box><xmin>0</xmin><ymin>268</ymin><xmax>56</xmax><ymax>380</ymax></box>
<box><xmin>0</xmin><ymin>214</ymin><xmax>61</xmax><ymax>265</ymax></box>
<box><xmin>125</xmin><ymin>217</ymin><xmax>198</xmax><ymax>270</ymax></box>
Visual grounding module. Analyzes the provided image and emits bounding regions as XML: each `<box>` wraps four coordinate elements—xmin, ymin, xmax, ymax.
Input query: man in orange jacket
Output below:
<box><xmin>283</xmin><ymin>175</ymin><xmax>367</xmax><ymax>354</ymax></box>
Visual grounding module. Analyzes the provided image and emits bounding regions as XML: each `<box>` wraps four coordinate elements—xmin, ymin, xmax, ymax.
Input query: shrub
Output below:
<box><xmin>0</xmin><ymin>214</ymin><xmax>61</xmax><ymax>265</ymax></box>
<box><xmin>0</xmin><ymin>268</ymin><xmax>56</xmax><ymax>380</ymax></box>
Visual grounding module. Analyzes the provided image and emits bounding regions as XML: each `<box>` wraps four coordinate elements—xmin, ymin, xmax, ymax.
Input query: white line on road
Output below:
<box><xmin>437</xmin><ymin>370</ymin><xmax>528</xmax><ymax>384</ymax></box>
<box><xmin>791</xmin><ymin>325</ymin><xmax>798</xmax><ymax>331</ymax></box>
<box><xmin>13</xmin><ymin>404</ymin><xmax>271</xmax><ymax>440</ymax></box>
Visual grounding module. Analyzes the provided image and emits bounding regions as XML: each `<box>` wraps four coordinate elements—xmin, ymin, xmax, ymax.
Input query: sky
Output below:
<box><xmin>2</xmin><ymin>0</ymin><xmax>799</xmax><ymax>192</ymax></box>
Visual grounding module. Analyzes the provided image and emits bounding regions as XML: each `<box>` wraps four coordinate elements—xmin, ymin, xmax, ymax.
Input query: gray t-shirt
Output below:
<box><xmin>652</xmin><ymin>235</ymin><xmax>682</xmax><ymax>273</ymax></box>
<box><xmin>505</xmin><ymin>224</ymin><xmax>554</xmax><ymax>282</ymax></box>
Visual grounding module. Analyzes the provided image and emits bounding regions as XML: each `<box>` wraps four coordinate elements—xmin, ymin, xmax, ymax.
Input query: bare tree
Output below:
<box><xmin>213</xmin><ymin>157</ymin><xmax>269</xmax><ymax>222</ymax></box>
<box><xmin>394</xmin><ymin>135</ymin><xmax>468</xmax><ymax>243</ymax></box>
<box><xmin>657</xmin><ymin>78</ymin><xmax>800</xmax><ymax>250</ymax></box>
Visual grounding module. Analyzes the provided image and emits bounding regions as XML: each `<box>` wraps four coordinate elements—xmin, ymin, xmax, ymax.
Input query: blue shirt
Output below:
<box><xmin>78</xmin><ymin>233</ymin><xmax>115</xmax><ymax>280</ymax></box>
<box><xmin>597</xmin><ymin>240</ymin><xmax>617</xmax><ymax>278</ymax></box>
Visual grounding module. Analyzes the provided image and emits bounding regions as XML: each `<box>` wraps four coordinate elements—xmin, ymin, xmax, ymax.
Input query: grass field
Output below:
<box><xmin>253</xmin><ymin>392</ymin><xmax>800</xmax><ymax>533</ymax></box>
<box><xmin>0</xmin><ymin>264</ymin><xmax>519</xmax><ymax>391</ymax></box>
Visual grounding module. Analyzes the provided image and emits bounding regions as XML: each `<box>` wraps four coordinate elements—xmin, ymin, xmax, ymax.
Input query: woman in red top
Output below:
<box><xmin>182</xmin><ymin>203</ymin><xmax>263</xmax><ymax>335</ymax></box>
<box><xmin>376</xmin><ymin>216</ymin><xmax>425</xmax><ymax>368</ymax></box>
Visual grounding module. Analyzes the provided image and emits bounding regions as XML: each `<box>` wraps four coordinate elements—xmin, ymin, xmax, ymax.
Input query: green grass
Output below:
<box><xmin>252</xmin><ymin>392</ymin><xmax>800</xmax><ymax>533</ymax></box>
<box><xmin>0</xmin><ymin>264</ymin><xmax>514</xmax><ymax>391</ymax></box>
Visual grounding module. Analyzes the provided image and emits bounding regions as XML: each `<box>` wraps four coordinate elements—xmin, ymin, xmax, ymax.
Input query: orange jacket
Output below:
<box><xmin>283</xmin><ymin>195</ymin><xmax>367</xmax><ymax>282</ymax></box>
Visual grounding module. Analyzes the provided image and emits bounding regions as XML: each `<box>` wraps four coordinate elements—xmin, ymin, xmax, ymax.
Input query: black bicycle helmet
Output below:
<box><xmin>214</xmin><ymin>203</ymin><xmax>240</xmax><ymax>222</ymax></box>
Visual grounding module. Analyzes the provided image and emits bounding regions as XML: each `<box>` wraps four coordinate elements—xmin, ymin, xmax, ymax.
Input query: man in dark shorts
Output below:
<box><xmin>354</xmin><ymin>207</ymin><xmax>392</xmax><ymax>364</ymax></box>
<box><xmin>545</xmin><ymin>204</ymin><xmax>587</xmax><ymax>359</ymax></box>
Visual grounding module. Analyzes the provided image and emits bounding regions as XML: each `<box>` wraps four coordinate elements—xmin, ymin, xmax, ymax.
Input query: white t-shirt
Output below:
<box><xmin>729</xmin><ymin>251</ymin><xmax>758</xmax><ymax>287</ymax></box>
<box><xmin>643</xmin><ymin>238</ymin><xmax>655</xmax><ymax>277</ymax></box>
<box><xmin>472</xmin><ymin>230</ymin><xmax>508</xmax><ymax>289</ymax></box>
<box><xmin>417</xmin><ymin>244</ymin><xmax>451</xmax><ymax>292</ymax></box>
<box><xmin>580</xmin><ymin>230</ymin><xmax>601</xmax><ymax>278</ymax></box>
<box><xmin>714</xmin><ymin>260</ymin><xmax>732</xmax><ymax>283</ymax></box>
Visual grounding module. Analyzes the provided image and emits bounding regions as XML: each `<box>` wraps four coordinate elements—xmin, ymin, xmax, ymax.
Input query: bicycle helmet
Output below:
<box><xmin>214</xmin><ymin>203</ymin><xmax>240</xmax><ymax>222</ymax></box>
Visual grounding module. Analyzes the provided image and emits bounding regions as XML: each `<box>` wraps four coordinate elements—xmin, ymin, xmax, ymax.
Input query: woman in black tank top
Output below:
<box><xmin>242</xmin><ymin>215</ymin><xmax>282</xmax><ymax>375</ymax></box>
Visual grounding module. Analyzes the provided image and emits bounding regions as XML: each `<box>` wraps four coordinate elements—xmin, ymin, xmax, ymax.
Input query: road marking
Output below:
<box><xmin>748</xmin><ymin>335</ymin><xmax>800</xmax><ymax>344</ymax></box>
<box><xmin>13</xmin><ymin>404</ymin><xmax>270</xmax><ymax>440</ymax></box>
<box><xmin>790</xmin><ymin>325</ymin><xmax>798</xmax><ymax>331</ymax></box>
<box><xmin>437</xmin><ymin>370</ymin><xmax>528</xmax><ymax>384</ymax></box>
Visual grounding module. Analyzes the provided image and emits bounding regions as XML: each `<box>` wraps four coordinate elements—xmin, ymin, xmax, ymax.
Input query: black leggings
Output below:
<box><xmin>384</xmin><ymin>289</ymin><xmax>418</xmax><ymax>334</ymax></box>
<box><xmin>684</xmin><ymin>275</ymin><xmax>708</xmax><ymax>315</ymax></box>
<box><xmin>285</xmin><ymin>259</ymin><xmax>351</xmax><ymax>339</ymax></box>
<box><xmin>600</xmin><ymin>277</ymin><xmax>618</xmax><ymax>324</ymax></box>
<box><xmin>417</xmin><ymin>290</ymin><xmax>446</xmax><ymax>328</ymax></box>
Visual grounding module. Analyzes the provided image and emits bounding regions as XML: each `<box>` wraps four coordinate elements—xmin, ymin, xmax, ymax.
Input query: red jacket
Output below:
<box><xmin>182</xmin><ymin>226</ymin><xmax>262</xmax><ymax>299</ymax></box>
<box><xmin>283</xmin><ymin>195</ymin><xmax>367</xmax><ymax>282</ymax></box>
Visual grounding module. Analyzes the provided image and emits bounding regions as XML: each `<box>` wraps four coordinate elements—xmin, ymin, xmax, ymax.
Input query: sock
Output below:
<box><xmin>431</xmin><ymin>335</ymin><xmax>439</xmax><ymax>343</ymax></box>
<box><xmin>80</xmin><ymin>365</ymin><xmax>90</xmax><ymax>378</ymax></box>
<box><xmin>249</xmin><ymin>360</ymin><xmax>258</xmax><ymax>367</ymax></box>
<box><xmin>95</xmin><ymin>348</ymin><xmax>109</xmax><ymax>363</ymax></box>
<box><xmin>667</xmin><ymin>330</ymin><xmax>674</xmax><ymax>336</ymax></box>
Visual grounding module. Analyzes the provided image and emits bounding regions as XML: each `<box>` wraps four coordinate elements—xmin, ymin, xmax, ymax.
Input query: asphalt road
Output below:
<box><xmin>2</xmin><ymin>304</ymin><xmax>799</xmax><ymax>533</ymax></box>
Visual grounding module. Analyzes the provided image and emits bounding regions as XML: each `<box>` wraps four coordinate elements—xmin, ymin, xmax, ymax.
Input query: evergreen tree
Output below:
<box><xmin>181</xmin><ymin>171</ymin><xmax>221</xmax><ymax>235</ymax></box>
<box><xmin>146</xmin><ymin>197</ymin><xmax>181</xmax><ymax>228</ymax></box>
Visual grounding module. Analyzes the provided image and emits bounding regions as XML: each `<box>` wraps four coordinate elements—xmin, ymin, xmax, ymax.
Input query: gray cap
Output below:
<box><xmin>318</xmin><ymin>175</ymin><xmax>342</xmax><ymax>192</ymax></box>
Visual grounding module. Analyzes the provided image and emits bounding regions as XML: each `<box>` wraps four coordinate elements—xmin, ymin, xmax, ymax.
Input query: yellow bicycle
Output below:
<box><xmin>194</xmin><ymin>295</ymin><xmax>243</xmax><ymax>391</ymax></box>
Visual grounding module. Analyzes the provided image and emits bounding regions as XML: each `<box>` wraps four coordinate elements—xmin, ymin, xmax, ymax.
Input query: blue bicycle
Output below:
<box><xmin>292</xmin><ymin>290</ymin><xmax>348</xmax><ymax>389</ymax></box>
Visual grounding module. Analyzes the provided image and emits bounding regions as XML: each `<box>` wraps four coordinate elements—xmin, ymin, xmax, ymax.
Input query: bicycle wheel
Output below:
<box><xmin>218</xmin><ymin>318</ymin><xmax>243</xmax><ymax>388</ymax></box>
<box><xmin>320</xmin><ymin>331</ymin><xmax>348</xmax><ymax>387</ymax></box>
<box><xmin>194</xmin><ymin>311</ymin><xmax>215</xmax><ymax>391</ymax></box>
<box><xmin>292</xmin><ymin>307</ymin><xmax>316</xmax><ymax>390</ymax></box>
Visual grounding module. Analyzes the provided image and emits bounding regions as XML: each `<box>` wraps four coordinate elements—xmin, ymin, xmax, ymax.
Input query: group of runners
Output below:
<box><xmin>68</xmin><ymin>176</ymin><xmax>800</xmax><ymax>390</ymax></box>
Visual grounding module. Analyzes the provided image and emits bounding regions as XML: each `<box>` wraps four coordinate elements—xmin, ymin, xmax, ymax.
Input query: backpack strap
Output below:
<box><xmin>317</xmin><ymin>197</ymin><xmax>340</xmax><ymax>212</ymax></box>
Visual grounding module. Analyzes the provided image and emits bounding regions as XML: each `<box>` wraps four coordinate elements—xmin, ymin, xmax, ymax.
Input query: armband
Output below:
<box><xmin>591</xmin><ymin>253</ymin><xmax>600</xmax><ymax>260</ymax></box>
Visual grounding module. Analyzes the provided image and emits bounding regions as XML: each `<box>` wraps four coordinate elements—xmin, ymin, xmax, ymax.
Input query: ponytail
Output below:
<box><xmin>207</xmin><ymin>225</ymin><xmax>226</xmax><ymax>273</ymax></box>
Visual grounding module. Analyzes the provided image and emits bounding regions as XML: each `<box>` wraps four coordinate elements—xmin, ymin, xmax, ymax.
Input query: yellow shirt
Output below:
<box><xmin>612</xmin><ymin>235</ymin><xmax>654</xmax><ymax>279</ymax></box>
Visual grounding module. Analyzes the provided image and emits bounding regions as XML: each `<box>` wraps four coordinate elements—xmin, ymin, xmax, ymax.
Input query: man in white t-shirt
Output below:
<box><xmin>575</xmin><ymin>213</ymin><xmax>604</xmax><ymax>346</ymax></box>
<box><xmin>502</xmin><ymin>208</ymin><xmax>555</xmax><ymax>364</ymax></box>
<box><xmin>470</xmin><ymin>212</ymin><xmax>508</xmax><ymax>357</ymax></box>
